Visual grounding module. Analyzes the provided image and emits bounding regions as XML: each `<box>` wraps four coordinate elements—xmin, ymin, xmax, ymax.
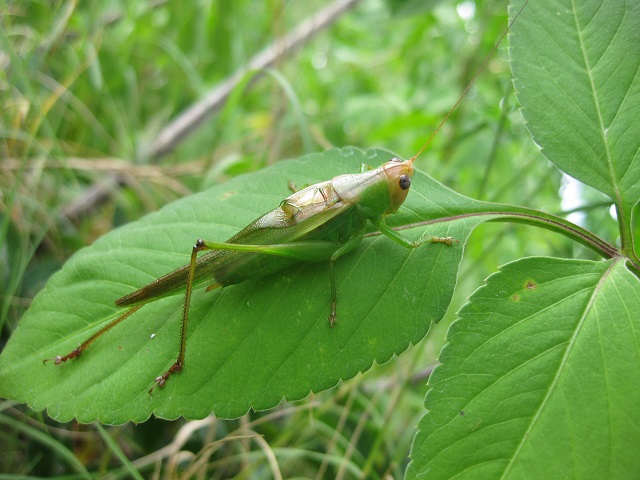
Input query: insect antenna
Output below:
<box><xmin>409</xmin><ymin>0</ymin><xmax>529</xmax><ymax>164</ymax></box>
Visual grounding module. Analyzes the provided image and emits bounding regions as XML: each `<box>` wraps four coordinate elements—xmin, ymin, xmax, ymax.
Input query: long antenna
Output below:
<box><xmin>410</xmin><ymin>0</ymin><xmax>529</xmax><ymax>163</ymax></box>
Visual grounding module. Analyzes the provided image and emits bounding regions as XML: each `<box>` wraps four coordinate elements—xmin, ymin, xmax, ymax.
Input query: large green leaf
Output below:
<box><xmin>510</xmin><ymin>0</ymin><xmax>640</xmax><ymax>209</ymax></box>
<box><xmin>0</xmin><ymin>148</ymin><xmax>497</xmax><ymax>424</ymax></box>
<box><xmin>407</xmin><ymin>257</ymin><xmax>640</xmax><ymax>478</ymax></box>
<box><xmin>405</xmin><ymin>1</ymin><xmax>640</xmax><ymax>477</ymax></box>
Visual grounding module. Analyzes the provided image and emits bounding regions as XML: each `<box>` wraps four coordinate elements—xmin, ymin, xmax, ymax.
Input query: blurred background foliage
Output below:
<box><xmin>0</xmin><ymin>0</ymin><xmax>617</xmax><ymax>477</ymax></box>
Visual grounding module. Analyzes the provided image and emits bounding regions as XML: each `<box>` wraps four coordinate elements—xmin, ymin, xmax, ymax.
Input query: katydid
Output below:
<box><xmin>45</xmin><ymin>158</ymin><xmax>454</xmax><ymax>392</ymax></box>
<box><xmin>45</xmin><ymin>2</ymin><xmax>527</xmax><ymax>393</ymax></box>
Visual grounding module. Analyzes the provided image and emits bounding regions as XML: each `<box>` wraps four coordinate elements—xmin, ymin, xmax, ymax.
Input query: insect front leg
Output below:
<box><xmin>375</xmin><ymin>219</ymin><xmax>457</xmax><ymax>248</ymax></box>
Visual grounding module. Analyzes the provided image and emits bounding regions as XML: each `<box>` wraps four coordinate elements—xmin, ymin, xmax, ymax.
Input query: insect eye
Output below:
<box><xmin>399</xmin><ymin>175</ymin><xmax>411</xmax><ymax>190</ymax></box>
<box><xmin>390</xmin><ymin>157</ymin><xmax>402</xmax><ymax>163</ymax></box>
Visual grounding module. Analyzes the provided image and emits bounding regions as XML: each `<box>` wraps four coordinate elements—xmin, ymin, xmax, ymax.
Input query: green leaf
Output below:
<box><xmin>405</xmin><ymin>2</ymin><xmax>640</xmax><ymax>477</ymax></box>
<box><xmin>0</xmin><ymin>148</ymin><xmax>494</xmax><ymax>424</ymax></box>
<box><xmin>407</xmin><ymin>257</ymin><xmax>640</xmax><ymax>478</ymax></box>
<box><xmin>510</xmin><ymin>0</ymin><xmax>640</xmax><ymax>208</ymax></box>
<box><xmin>385</xmin><ymin>0</ymin><xmax>445</xmax><ymax>16</ymax></box>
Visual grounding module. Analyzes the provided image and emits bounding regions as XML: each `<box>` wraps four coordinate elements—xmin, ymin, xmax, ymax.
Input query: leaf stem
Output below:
<box><xmin>616</xmin><ymin>202</ymin><xmax>639</xmax><ymax>266</ymax></box>
<box><xmin>378</xmin><ymin>206</ymin><xmax>640</xmax><ymax>274</ymax></box>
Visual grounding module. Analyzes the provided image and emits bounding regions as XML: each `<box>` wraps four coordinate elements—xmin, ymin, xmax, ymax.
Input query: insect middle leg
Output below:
<box><xmin>327</xmin><ymin>234</ymin><xmax>364</xmax><ymax>326</ymax></box>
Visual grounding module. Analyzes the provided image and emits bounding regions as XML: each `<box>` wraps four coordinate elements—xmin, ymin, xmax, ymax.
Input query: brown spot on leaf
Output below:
<box><xmin>512</xmin><ymin>294</ymin><xmax>520</xmax><ymax>301</ymax></box>
<box><xmin>221</xmin><ymin>191</ymin><xmax>236</xmax><ymax>200</ymax></box>
<box><xmin>525</xmin><ymin>280</ymin><xmax>536</xmax><ymax>290</ymax></box>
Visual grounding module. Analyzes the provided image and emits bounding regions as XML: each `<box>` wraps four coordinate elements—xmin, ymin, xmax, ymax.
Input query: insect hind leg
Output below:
<box><xmin>43</xmin><ymin>305</ymin><xmax>144</xmax><ymax>365</ymax></box>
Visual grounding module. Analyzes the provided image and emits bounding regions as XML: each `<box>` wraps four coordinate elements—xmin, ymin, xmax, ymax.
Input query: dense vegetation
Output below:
<box><xmin>2</xmin><ymin>0</ymin><xmax>637</xmax><ymax>478</ymax></box>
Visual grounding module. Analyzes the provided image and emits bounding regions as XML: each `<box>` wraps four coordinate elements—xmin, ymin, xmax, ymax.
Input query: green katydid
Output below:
<box><xmin>45</xmin><ymin>157</ymin><xmax>454</xmax><ymax>392</ymax></box>
<box><xmin>45</xmin><ymin>3</ymin><xmax>527</xmax><ymax>393</ymax></box>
